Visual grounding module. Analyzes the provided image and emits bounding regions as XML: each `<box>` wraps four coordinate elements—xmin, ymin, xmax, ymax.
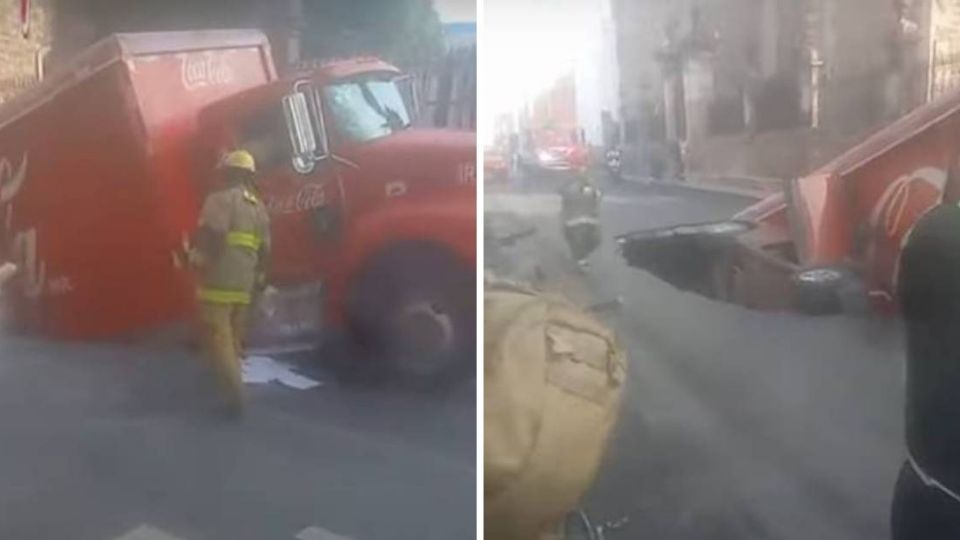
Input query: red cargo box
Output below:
<box><xmin>0</xmin><ymin>30</ymin><xmax>276</xmax><ymax>339</ymax></box>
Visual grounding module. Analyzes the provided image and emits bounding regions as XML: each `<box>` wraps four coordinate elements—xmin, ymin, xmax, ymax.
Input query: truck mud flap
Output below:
<box><xmin>246</xmin><ymin>282</ymin><xmax>326</xmax><ymax>355</ymax></box>
<box><xmin>616</xmin><ymin>222</ymin><xmax>751</xmax><ymax>298</ymax></box>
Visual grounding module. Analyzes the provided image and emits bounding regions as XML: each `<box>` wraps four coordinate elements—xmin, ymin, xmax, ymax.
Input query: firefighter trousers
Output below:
<box><xmin>199</xmin><ymin>301</ymin><xmax>250</xmax><ymax>411</ymax></box>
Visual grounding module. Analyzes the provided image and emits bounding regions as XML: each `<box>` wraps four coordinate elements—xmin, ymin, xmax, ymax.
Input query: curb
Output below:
<box><xmin>622</xmin><ymin>174</ymin><xmax>779</xmax><ymax>200</ymax></box>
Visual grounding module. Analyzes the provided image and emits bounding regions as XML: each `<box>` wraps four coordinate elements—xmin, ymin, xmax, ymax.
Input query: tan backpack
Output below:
<box><xmin>484</xmin><ymin>281</ymin><xmax>627</xmax><ymax>539</ymax></box>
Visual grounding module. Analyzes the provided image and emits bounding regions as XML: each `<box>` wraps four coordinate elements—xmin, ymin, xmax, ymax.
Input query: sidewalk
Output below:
<box><xmin>623</xmin><ymin>173</ymin><xmax>784</xmax><ymax>200</ymax></box>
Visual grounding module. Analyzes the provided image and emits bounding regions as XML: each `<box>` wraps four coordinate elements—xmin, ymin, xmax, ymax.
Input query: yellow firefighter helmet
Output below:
<box><xmin>220</xmin><ymin>150</ymin><xmax>257</xmax><ymax>173</ymax></box>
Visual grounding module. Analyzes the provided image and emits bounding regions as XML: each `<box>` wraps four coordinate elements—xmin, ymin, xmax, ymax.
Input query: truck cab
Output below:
<box><xmin>198</xmin><ymin>57</ymin><xmax>476</xmax><ymax>374</ymax></box>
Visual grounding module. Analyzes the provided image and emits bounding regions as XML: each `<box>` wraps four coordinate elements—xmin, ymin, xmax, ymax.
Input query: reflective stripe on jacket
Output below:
<box><xmin>197</xmin><ymin>185</ymin><xmax>271</xmax><ymax>304</ymax></box>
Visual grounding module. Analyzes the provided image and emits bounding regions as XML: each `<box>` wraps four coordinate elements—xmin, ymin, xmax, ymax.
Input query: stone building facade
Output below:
<box><xmin>0</xmin><ymin>0</ymin><xmax>298</xmax><ymax>104</ymax></box>
<box><xmin>612</xmin><ymin>0</ymin><xmax>937</xmax><ymax>179</ymax></box>
<box><xmin>0</xmin><ymin>0</ymin><xmax>51</xmax><ymax>103</ymax></box>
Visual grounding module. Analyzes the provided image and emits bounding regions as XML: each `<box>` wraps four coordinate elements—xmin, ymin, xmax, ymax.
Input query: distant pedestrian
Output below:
<box><xmin>891</xmin><ymin>200</ymin><xmax>960</xmax><ymax>538</ymax></box>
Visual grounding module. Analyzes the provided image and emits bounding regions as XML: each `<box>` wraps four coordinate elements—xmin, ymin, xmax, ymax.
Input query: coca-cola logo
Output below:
<box><xmin>266</xmin><ymin>183</ymin><xmax>328</xmax><ymax>215</ymax></box>
<box><xmin>870</xmin><ymin>166</ymin><xmax>946</xmax><ymax>238</ymax></box>
<box><xmin>180</xmin><ymin>53</ymin><xmax>234</xmax><ymax>91</ymax></box>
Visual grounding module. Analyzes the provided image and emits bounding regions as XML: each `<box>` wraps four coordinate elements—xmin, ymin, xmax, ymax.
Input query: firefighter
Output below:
<box><xmin>191</xmin><ymin>150</ymin><xmax>271</xmax><ymax>414</ymax></box>
<box><xmin>559</xmin><ymin>169</ymin><xmax>602</xmax><ymax>271</ymax></box>
<box><xmin>891</xmin><ymin>201</ymin><xmax>960</xmax><ymax>538</ymax></box>
<box><xmin>484</xmin><ymin>277</ymin><xmax>626</xmax><ymax>539</ymax></box>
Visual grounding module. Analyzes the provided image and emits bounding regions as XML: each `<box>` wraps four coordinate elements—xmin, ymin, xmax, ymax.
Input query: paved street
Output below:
<box><xmin>0</xmin><ymin>333</ymin><xmax>475</xmax><ymax>540</ymax></box>
<box><xmin>487</xmin><ymin>174</ymin><xmax>905</xmax><ymax>540</ymax></box>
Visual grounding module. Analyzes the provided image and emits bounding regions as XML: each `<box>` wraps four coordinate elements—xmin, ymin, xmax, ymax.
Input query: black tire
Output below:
<box><xmin>347</xmin><ymin>244</ymin><xmax>476</xmax><ymax>384</ymax></box>
<box><xmin>795</xmin><ymin>281</ymin><xmax>842</xmax><ymax>315</ymax></box>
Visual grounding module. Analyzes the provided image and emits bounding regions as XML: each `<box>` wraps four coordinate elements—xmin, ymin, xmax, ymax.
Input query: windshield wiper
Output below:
<box><xmin>382</xmin><ymin>106</ymin><xmax>410</xmax><ymax>131</ymax></box>
<box><xmin>358</xmin><ymin>82</ymin><xmax>408</xmax><ymax>133</ymax></box>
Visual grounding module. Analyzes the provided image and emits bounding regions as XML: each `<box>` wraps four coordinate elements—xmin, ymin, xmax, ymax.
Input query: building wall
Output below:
<box><xmin>612</xmin><ymin>0</ymin><xmax>936</xmax><ymax>179</ymax></box>
<box><xmin>926</xmin><ymin>0</ymin><xmax>960</xmax><ymax>100</ymax></box>
<box><xmin>573</xmin><ymin>0</ymin><xmax>620</xmax><ymax>148</ymax></box>
<box><xmin>0</xmin><ymin>0</ymin><xmax>51</xmax><ymax>103</ymax></box>
<box><xmin>815</xmin><ymin>0</ymin><xmax>899</xmax><ymax>134</ymax></box>
<box><xmin>612</xmin><ymin>0</ymin><xmax>690</xmax><ymax>140</ymax></box>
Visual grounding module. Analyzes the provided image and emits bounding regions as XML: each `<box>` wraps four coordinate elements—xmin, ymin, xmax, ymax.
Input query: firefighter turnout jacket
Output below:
<box><xmin>197</xmin><ymin>184</ymin><xmax>271</xmax><ymax>304</ymax></box>
<box><xmin>484</xmin><ymin>278</ymin><xmax>627</xmax><ymax>539</ymax></box>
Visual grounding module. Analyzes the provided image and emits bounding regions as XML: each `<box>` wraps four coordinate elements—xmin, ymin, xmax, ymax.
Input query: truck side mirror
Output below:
<box><xmin>282</xmin><ymin>89</ymin><xmax>328</xmax><ymax>174</ymax></box>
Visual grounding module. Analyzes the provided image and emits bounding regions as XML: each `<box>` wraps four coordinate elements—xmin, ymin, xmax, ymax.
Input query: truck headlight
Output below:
<box><xmin>537</xmin><ymin>150</ymin><xmax>553</xmax><ymax>162</ymax></box>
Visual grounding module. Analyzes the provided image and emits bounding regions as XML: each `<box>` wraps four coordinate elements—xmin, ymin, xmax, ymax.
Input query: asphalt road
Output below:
<box><xmin>486</xmin><ymin>174</ymin><xmax>905</xmax><ymax>540</ymax></box>
<box><xmin>0</xmin><ymin>331</ymin><xmax>475</xmax><ymax>539</ymax></box>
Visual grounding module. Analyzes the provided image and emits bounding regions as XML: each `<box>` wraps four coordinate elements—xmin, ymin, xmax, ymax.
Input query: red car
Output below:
<box><xmin>520</xmin><ymin>128</ymin><xmax>589</xmax><ymax>174</ymax></box>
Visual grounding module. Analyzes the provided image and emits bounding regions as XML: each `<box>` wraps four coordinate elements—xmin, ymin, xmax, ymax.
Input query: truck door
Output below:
<box><xmin>237</xmin><ymin>91</ymin><xmax>344</xmax><ymax>283</ymax></box>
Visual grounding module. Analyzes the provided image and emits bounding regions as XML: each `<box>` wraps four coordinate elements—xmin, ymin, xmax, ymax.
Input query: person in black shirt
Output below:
<box><xmin>892</xmin><ymin>200</ymin><xmax>960</xmax><ymax>538</ymax></box>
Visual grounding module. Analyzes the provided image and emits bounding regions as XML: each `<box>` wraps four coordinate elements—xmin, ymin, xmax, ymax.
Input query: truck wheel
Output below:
<box><xmin>797</xmin><ymin>290</ymin><xmax>839</xmax><ymax>315</ymax></box>
<box><xmin>795</xmin><ymin>282</ymin><xmax>842</xmax><ymax>315</ymax></box>
<box><xmin>348</xmin><ymin>246</ymin><xmax>476</xmax><ymax>384</ymax></box>
<box><xmin>794</xmin><ymin>268</ymin><xmax>847</xmax><ymax>315</ymax></box>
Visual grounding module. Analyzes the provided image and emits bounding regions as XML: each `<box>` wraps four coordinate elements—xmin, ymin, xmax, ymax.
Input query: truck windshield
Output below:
<box><xmin>323</xmin><ymin>78</ymin><xmax>412</xmax><ymax>143</ymax></box>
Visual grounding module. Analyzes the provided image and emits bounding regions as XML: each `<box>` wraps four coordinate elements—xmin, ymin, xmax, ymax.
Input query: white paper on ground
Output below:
<box><xmin>241</xmin><ymin>356</ymin><xmax>280</xmax><ymax>384</ymax></box>
<box><xmin>276</xmin><ymin>370</ymin><xmax>323</xmax><ymax>390</ymax></box>
<box><xmin>242</xmin><ymin>356</ymin><xmax>322</xmax><ymax>390</ymax></box>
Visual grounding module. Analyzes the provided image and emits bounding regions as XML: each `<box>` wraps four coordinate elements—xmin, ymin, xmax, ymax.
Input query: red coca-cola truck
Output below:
<box><xmin>619</xmin><ymin>87</ymin><xmax>960</xmax><ymax>316</ymax></box>
<box><xmin>0</xmin><ymin>30</ymin><xmax>476</xmax><ymax>377</ymax></box>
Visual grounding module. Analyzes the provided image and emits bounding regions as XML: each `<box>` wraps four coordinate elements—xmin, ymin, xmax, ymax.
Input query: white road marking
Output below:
<box><xmin>296</xmin><ymin>526</ymin><xmax>354</xmax><ymax>540</ymax></box>
<box><xmin>111</xmin><ymin>525</ymin><xmax>184</xmax><ymax>540</ymax></box>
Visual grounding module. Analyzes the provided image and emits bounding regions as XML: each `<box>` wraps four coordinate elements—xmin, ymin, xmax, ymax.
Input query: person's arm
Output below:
<box><xmin>256</xmin><ymin>237</ymin><xmax>271</xmax><ymax>291</ymax></box>
<box><xmin>192</xmin><ymin>192</ymin><xmax>231</xmax><ymax>266</ymax></box>
<box><xmin>255</xmin><ymin>209</ymin><xmax>272</xmax><ymax>292</ymax></box>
